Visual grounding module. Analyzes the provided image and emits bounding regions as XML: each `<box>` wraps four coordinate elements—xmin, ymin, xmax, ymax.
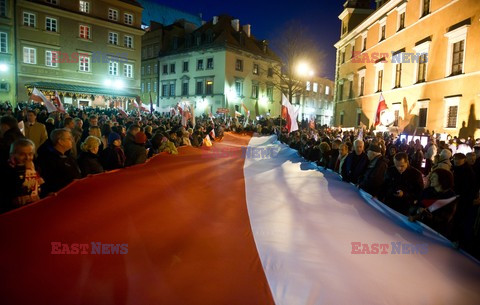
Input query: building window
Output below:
<box><xmin>162</xmin><ymin>84</ymin><xmax>168</xmax><ymax>97</ymax></box>
<box><xmin>79</xmin><ymin>25</ymin><xmax>90</xmax><ymax>39</ymax></box>
<box><xmin>451</xmin><ymin>41</ymin><xmax>464</xmax><ymax>76</ymax></box>
<box><xmin>206</xmin><ymin>58</ymin><xmax>213</xmax><ymax>69</ymax></box>
<box><xmin>0</xmin><ymin>0</ymin><xmax>7</xmax><ymax>17</ymax></box>
<box><xmin>313</xmin><ymin>82</ymin><xmax>318</xmax><ymax>93</ymax></box>
<box><xmin>45</xmin><ymin>0</ymin><xmax>58</xmax><ymax>4</ymax></box>
<box><xmin>377</xmin><ymin>70</ymin><xmax>383</xmax><ymax>91</ymax></box>
<box><xmin>206</xmin><ymin>80</ymin><xmax>213</xmax><ymax>95</ymax></box>
<box><xmin>23</xmin><ymin>12</ymin><xmax>36</xmax><ymax>27</ymax></box>
<box><xmin>421</xmin><ymin>0</ymin><xmax>430</xmax><ymax>17</ymax></box>
<box><xmin>362</xmin><ymin>35</ymin><xmax>367</xmax><ymax>51</ymax></box>
<box><xmin>348</xmin><ymin>80</ymin><xmax>353</xmax><ymax>99</ymax></box>
<box><xmin>306</xmin><ymin>81</ymin><xmax>311</xmax><ymax>91</ymax></box>
<box><xmin>45</xmin><ymin>50</ymin><xmax>58</xmax><ymax>67</ymax></box>
<box><xmin>267</xmin><ymin>67</ymin><xmax>273</xmax><ymax>77</ymax></box>
<box><xmin>380</xmin><ymin>25</ymin><xmax>386</xmax><ymax>40</ymax></box>
<box><xmin>338</xmin><ymin>82</ymin><xmax>344</xmax><ymax>101</ymax></box>
<box><xmin>444</xmin><ymin>97</ymin><xmax>459</xmax><ymax>128</ymax></box>
<box><xmin>378</xmin><ymin>17</ymin><xmax>387</xmax><ymax>42</ymax></box>
<box><xmin>79</xmin><ymin>1</ymin><xmax>89</xmax><ymax>13</ymax></box>
<box><xmin>170</xmin><ymin>63</ymin><xmax>175</xmax><ymax>74</ymax></box>
<box><xmin>124</xmin><ymin>64</ymin><xmax>133</xmax><ymax>78</ymax></box>
<box><xmin>196</xmin><ymin>80</ymin><xmax>203</xmax><ymax>95</ymax></box>
<box><xmin>124</xmin><ymin>13</ymin><xmax>133</xmax><ymax>25</ymax></box>
<box><xmin>341</xmin><ymin>50</ymin><xmax>345</xmax><ymax>64</ymax></box>
<box><xmin>197</xmin><ymin>59</ymin><xmax>203</xmax><ymax>70</ymax></box>
<box><xmin>45</xmin><ymin>17</ymin><xmax>57</xmax><ymax>32</ymax></box>
<box><xmin>251</xmin><ymin>83</ymin><xmax>259</xmax><ymax>98</ymax></box>
<box><xmin>359</xmin><ymin>76</ymin><xmax>365</xmax><ymax>96</ymax></box>
<box><xmin>141</xmin><ymin>82</ymin><xmax>144</xmax><ymax>93</ymax></box>
<box><xmin>253</xmin><ymin>63</ymin><xmax>259</xmax><ymax>75</ymax></box>
<box><xmin>418</xmin><ymin>54</ymin><xmax>427</xmax><ymax>82</ymax></box>
<box><xmin>162</xmin><ymin>64</ymin><xmax>168</xmax><ymax>75</ymax></box>
<box><xmin>182</xmin><ymin>81</ymin><xmax>188</xmax><ymax>96</ymax></box>
<box><xmin>267</xmin><ymin>86</ymin><xmax>273</xmax><ymax>101</ymax></box>
<box><xmin>153</xmin><ymin>81</ymin><xmax>157</xmax><ymax>93</ymax></box>
<box><xmin>141</xmin><ymin>66</ymin><xmax>144</xmax><ymax>76</ymax></box>
<box><xmin>183</xmin><ymin>61</ymin><xmax>188</xmax><ymax>72</ymax></box>
<box><xmin>108</xmin><ymin>32</ymin><xmax>118</xmax><ymax>45</ymax></box>
<box><xmin>340</xmin><ymin>113</ymin><xmax>344</xmax><ymax>125</ymax></box>
<box><xmin>154</xmin><ymin>64</ymin><xmax>158</xmax><ymax>74</ymax></box>
<box><xmin>124</xmin><ymin>35</ymin><xmax>133</xmax><ymax>48</ymax></box>
<box><xmin>235</xmin><ymin>80</ymin><xmax>243</xmax><ymax>96</ymax></box>
<box><xmin>351</xmin><ymin>45</ymin><xmax>355</xmax><ymax>58</ymax></box>
<box><xmin>108</xmin><ymin>9</ymin><xmax>118</xmax><ymax>21</ymax></box>
<box><xmin>394</xmin><ymin>63</ymin><xmax>402</xmax><ymax>88</ymax></box>
<box><xmin>325</xmin><ymin>86</ymin><xmax>330</xmax><ymax>95</ymax></box>
<box><xmin>147</xmin><ymin>82</ymin><xmax>151</xmax><ymax>93</ymax></box>
<box><xmin>147</xmin><ymin>65</ymin><xmax>151</xmax><ymax>75</ymax></box>
<box><xmin>356</xmin><ymin>111</ymin><xmax>361</xmax><ymax>126</ymax></box>
<box><xmin>170</xmin><ymin>83</ymin><xmax>175</xmax><ymax>96</ymax></box>
<box><xmin>23</xmin><ymin>47</ymin><xmax>36</xmax><ymax>64</ymax></box>
<box><xmin>398</xmin><ymin>12</ymin><xmax>405</xmax><ymax>31</ymax></box>
<box><xmin>79</xmin><ymin>55</ymin><xmax>90</xmax><ymax>72</ymax></box>
<box><xmin>446</xmin><ymin>106</ymin><xmax>458</xmax><ymax>128</ymax></box>
<box><xmin>0</xmin><ymin>32</ymin><xmax>7</xmax><ymax>53</ymax></box>
<box><xmin>418</xmin><ymin>107</ymin><xmax>428</xmax><ymax>128</ymax></box>
<box><xmin>235</xmin><ymin>59</ymin><xmax>243</xmax><ymax>71</ymax></box>
<box><xmin>394</xmin><ymin>109</ymin><xmax>399</xmax><ymax>126</ymax></box>
<box><xmin>109</xmin><ymin>61</ymin><xmax>118</xmax><ymax>76</ymax></box>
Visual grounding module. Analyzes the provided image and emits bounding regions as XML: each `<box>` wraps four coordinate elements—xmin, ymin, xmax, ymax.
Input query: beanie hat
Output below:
<box><xmin>108</xmin><ymin>132</ymin><xmax>121</xmax><ymax>145</ymax></box>
<box><xmin>135</xmin><ymin>131</ymin><xmax>147</xmax><ymax>144</ymax></box>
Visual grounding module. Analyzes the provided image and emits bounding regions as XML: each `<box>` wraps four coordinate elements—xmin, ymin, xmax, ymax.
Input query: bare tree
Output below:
<box><xmin>266</xmin><ymin>21</ymin><xmax>326</xmax><ymax>105</ymax></box>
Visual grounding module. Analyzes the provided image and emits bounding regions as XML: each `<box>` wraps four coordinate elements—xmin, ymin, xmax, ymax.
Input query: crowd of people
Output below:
<box><xmin>1</xmin><ymin>101</ymin><xmax>479</xmax><ymax>259</ymax></box>
<box><xmin>278</xmin><ymin>127</ymin><xmax>480</xmax><ymax>259</ymax></box>
<box><xmin>0</xmin><ymin>101</ymin><xmax>262</xmax><ymax>214</ymax></box>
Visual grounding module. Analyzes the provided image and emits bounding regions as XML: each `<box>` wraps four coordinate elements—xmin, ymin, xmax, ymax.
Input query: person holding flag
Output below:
<box><xmin>30</xmin><ymin>87</ymin><xmax>57</xmax><ymax>113</ymax></box>
<box><xmin>374</xmin><ymin>93</ymin><xmax>388</xmax><ymax>127</ymax></box>
<box><xmin>53</xmin><ymin>91</ymin><xmax>65</xmax><ymax>113</ymax></box>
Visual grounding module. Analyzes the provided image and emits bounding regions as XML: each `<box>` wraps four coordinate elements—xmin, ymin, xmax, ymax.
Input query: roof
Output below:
<box><xmin>119</xmin><ymin>0</ymin><xmax>143</xmax><ymax>8</ymax></box>
<box><xmin>161</xmin><ymin>15</ymin><xmax>281</xmax><ymax>62</ymax></box>
<box><xmin>137</xmin><ymin>0</ymin><xmax>202</xmax><ymax>27</ymax></box>
<box><xmin>25</xmin><ymin>82</ymin><xmax>138</xmax><ymax>98</ymax></box>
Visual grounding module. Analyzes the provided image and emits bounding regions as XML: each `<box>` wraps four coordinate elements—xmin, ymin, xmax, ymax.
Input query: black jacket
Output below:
<box><xmin>125</xmin><ymin>143</ymin><xmax>147</xmax><ymax>167</ymax></box>
<box><xmin>342</xmin><ymin>151</ymin><xmax>369</xmax><ymax>184</ymax></box>
<box><xmin>77</xmin><ymin>151</ymin><xmax>104</xmax><ymax>177</ymax></box>
<box><xmin>379</xmin><ymin>165</ymin><xmax>424</xmax><ymax>215</ymax></box>
<box><xmin>36</xmin><ymin>144</ymin><xmax>81</xmax><ymax>195</ymax></box>
<box><xmin>358</xmin><ymin>155</ymin><xmax>388</xmax><ymax>197</ymax></box>
<box><xmin>100</xmin><ymin>145</ymin><xmax>126</xmax><ymax>170</ymax></box>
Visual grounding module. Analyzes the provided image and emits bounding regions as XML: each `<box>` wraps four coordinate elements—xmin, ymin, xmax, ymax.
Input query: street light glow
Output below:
<box><xmin>104</xmin><ymin>79</ymin><xmax>112</xmax><ymax>87</ymax></box>
<box><xmin>296</xmin><ymin>62</ymin><xmax>309</xmax><ymax>75</ymax></box>
<box><xmin>114</xmin><ymin>80</ymin><xmax>124</xmax><ymax>90</ymax></box>
<box><xmin>0</xmin><ymin>63</ymin><xmax>8</xmax><ymax>72</ymax></box>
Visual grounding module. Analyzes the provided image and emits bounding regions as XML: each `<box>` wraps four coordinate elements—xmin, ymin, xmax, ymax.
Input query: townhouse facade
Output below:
<box><xmin>16</xmin><ymin>0</ymin><xmax>143</xmax><ymax>107</ymax></box>
<box><xmin>145</xmin><ymin>15</ymin><xmax>283</xmax><ymax>118</ymax></box>
<box><xmin>335</xmin><ymin>0</ymin><xmax>480</xmax><ymax>138</ymax></box>
<box><xmin>0</xmin><ymin>0</ymin><xmax>16</xmax><ymax>103</ymax></box>
<box><xmin>297</xmin><ymin>77</ymin><xmax>335</xmax><ymax>126</ymax></box>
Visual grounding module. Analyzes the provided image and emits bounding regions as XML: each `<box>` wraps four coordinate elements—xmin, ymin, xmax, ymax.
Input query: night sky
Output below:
<box><xmin>148</xmin><ymin>0</ymin><xmax>344</xmax><ymax>80</ymax></box>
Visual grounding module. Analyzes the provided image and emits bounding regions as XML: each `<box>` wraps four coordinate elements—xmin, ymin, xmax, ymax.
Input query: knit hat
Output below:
<box><xmin>368</xmin><ymin>143</ymin><xmax>381</xmax><ymax>153</ymax></box>
<box><xmin>439</xmin><ymin>149</ymin><xmax>452</xmax><ymax>160</ymax></box>
<box><xmin>135</xmin><ymin>131</ymin><xmax>147</xmax><ymax>144</ymax></box>
<box><xmin>108</xmin><ymin>132</ymin><xmax>121</xmax><ymax>145</ymax></box>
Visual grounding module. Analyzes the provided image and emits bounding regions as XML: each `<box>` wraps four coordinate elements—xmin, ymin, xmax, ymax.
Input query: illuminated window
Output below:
<box><xmin>79</xmin><ymin>25</ymin><xmax>90</xmax><ymax>39</ymax></box>
<box><xmin>79</xmin><ymin>1</ymin><xmax>89</xmax><ymax>13</ymax></box>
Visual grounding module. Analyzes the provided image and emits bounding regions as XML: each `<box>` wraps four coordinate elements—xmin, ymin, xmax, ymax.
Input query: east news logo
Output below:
<box><xmin>351</xmin><ymin>242</ymin><xmax>428</xmax><ymax>254</ymax></box>
<box><xmin>51</xmin><ymin>242</ymin><xmax>128</xmax><ymax>255</ymax></box>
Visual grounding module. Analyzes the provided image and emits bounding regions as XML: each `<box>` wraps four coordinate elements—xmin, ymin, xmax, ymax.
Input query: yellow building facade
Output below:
<box><xmin>335</xmin><ymin>0</ymin><xmax>480</xmax><ymax>138</ymax></box>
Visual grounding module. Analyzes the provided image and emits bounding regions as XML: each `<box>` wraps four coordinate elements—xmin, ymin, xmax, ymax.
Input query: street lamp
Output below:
<box><xmin>0</xmin><ymin>63</ymin><xmax>8</xmax><ymax>72</ymax></box>
<box><xmin>295</xmin><ymin>62</ymin><xmax>315</xmax><ymax>119</ymax></box>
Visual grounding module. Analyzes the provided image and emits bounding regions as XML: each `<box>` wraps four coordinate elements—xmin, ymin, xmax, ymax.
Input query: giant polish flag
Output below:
<box><xmin>281</xmin><ymin>93</ymin><xmax>299</xmax><ymax>133</ymax></box>
<box><xmin>0</xmin><ymin>133</ymin><xmax>479</xmax><ymax>304</ymax></box>
<box><xmin>374</xmin><ymin>93</ymin><xmax>387</xmax><ymax>126</ymax></box>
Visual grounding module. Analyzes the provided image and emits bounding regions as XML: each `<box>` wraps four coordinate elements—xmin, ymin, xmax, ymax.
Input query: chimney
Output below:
<box><xmin>243</xmin><ymin>24</ymin><xmax>251</xmax><ymax>37</ymax></box>
<box><xmin>262</xmin><ymin>40</ymin><xmax>268</xmax><ymax>53</ymax></box>
<box><xmin>231</xmin><ymin>19</ymin><xmax>240</xmax><ymax>31</ymax></box>
<box><xmin>213</xmin><ymin>16</ymin><xmax>218</xmax><ymax>25</ymax></box>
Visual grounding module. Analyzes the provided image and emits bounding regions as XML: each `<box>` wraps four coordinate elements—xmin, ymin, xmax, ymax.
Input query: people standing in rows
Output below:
<box><xmin>358</xmin><ymin>144</ymin><xmax>388</xmax><ymax>198</ymax></box>
<box><xmin>78</xmin><ymin>136</ymin><xmax>104</xmax><ymax>177</ymax></box>
<box><xmin>24</xmin><ymin>110</ymin><xmax>48</xmax><ymax>155</ymax></box>
<box><xmin>100</xmin><ymin>132</ymin><xmax>125</xmax><ymax>171</ymax></box>
<box><xmin>341</xmin><ymin>139</ymin><xmax>368</xmax><ymax>184</ymax></box>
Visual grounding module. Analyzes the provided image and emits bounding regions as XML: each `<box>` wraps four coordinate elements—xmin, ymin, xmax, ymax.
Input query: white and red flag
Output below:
<box><xmin>374</xmin><ymin>93</ymin><xmax>388</xmax><ymax>126</ymax></box>
<box><xmin>30</xmin><ymin>87</ymin><xmax>57</xmax><ymax>113</ymax></box>
<box><xmin>281</xmin><ymin>94</ymin><xmax>299</xmax><ymax>133</ymax></box>
<box><xmin>53</xmin><ymin>91</ymin><xmax>65</xmax><ymax>113</ymax></box>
